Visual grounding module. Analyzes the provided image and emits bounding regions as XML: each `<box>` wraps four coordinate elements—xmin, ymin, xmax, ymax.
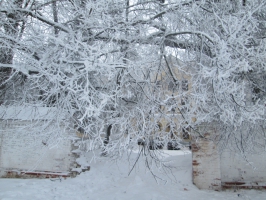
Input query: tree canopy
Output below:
<box><xmin>0</xmin><ymin>0</ymin><xmax>265</xmax><ymax>156</ymax></box>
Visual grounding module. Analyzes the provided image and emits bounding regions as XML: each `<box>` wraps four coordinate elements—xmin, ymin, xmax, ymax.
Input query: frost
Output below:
<box><xmin>0</xmin><ymin>0</ymin><xmax>265</xmax><ymax>157</ymax></box>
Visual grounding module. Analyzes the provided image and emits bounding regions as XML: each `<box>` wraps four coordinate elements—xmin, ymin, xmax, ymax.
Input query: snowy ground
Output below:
<box><xmin>0</xmin><ymin>149</ymin><xmax>266</xmax><ymax>200</ymax></box>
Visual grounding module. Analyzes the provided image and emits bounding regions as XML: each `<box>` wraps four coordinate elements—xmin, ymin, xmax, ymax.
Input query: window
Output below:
<box><xmin>168</xmin><ymin>80</ymin><xmax>178</xmax><ymax>91</ymax></box>
<box><xmin>166</xmin><ymin>97</ymin><xmax>176</xmax><ymax>112</ymax></box>
<box><xmin>181</xmin><ymin>97</ymin><xmax>188</xmax><ymax>105</ymax></box>
<box><xmin>168</xmin><ymin>81</ymin><xmax>175</xmax><ymax>91</ymax></box>
<box><xmin>168</xmin><ymin>81</ymin><xmax>174</xmax><ymax>91</ymax></box>
<box><xmin>156</xmin><ymin>80</ymin><xmax>162</xmax><ymax>87</ymax></box>
<box><xmin>182</xmin><ymin>127</ymin><xmax>190</xmax><ymax>140</ymax></box>
<box><xmin>181</xmin><ymin>80</ymin><xmax>188</xmax><ymax>91</ymax></box>
<box><xmin>156</xmin><ymin>122</ymin><xmax>162</xmax><ymax>131</ymax></box>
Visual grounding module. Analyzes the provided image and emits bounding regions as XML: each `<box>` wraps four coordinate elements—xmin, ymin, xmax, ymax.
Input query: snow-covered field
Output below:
<box><xmin>0</xmin><ymin>149</ymin><xmax>265</xmax><ymax>200</ymax></box>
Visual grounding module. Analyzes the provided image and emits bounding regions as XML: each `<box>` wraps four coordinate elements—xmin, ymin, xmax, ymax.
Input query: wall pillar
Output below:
<box><xmin>192</xmin><ymin>125</ymin><xmax>221</xmax><ymax>190</ymax></box>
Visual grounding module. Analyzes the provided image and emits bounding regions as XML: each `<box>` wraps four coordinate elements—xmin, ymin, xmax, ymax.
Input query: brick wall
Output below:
<box><xmin>192</xmin><ymin>123</ymin><xmax>266</xmax><ymax>190</ymax></box>
<box><xmin>220</xmin><ymin>150</ymin><xmax>266</xmax><ymax>189</ymax></box>
<box><xmin>192</xmin><ymin>138</ymin><xmax>221</xmax><ymax>190</ymax></box>
<box><xmin>0</xmin><ymin>120</ymin><xmax>77</xmax><ymax>178</ymax></box>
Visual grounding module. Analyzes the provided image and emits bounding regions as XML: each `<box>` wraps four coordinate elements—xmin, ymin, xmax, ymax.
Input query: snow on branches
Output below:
<box><xmin>0</xmin><ymin>0</ymin><xmax>265</xmax><ymax>157</ymax></box>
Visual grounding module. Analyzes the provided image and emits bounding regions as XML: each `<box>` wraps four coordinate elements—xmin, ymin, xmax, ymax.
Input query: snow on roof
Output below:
<box><xmin>0</xmin><ymin>106</ymin><xmax>67</xmax><ymax>120</ymax></box>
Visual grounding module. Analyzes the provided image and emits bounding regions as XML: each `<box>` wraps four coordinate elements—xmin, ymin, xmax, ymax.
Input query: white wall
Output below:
<box><xmin>192</xmin><ymin>123</ymin><xmax>266</xmax><ymax>190</ymax></box>
<box><xmin>192</xmin><ymin>138</ymin><xmax>221</xmax><ymax>190</ymax></box>
<box><xmin>0</xmin><ymin>120</ymin><xmax>75</xmax><ymax>178</ymax></box>
<box><xmin>220</xmin><ymin>150</ymin><xmax>266</xmax><ymax>187</ymax></box>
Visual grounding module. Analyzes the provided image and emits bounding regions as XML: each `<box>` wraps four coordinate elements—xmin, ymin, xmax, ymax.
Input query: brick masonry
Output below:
<box><xmin>192</xmin><ymin>136</ymin><xmax>222</xmax><ymax>190</ymax></box>
<box><xmin>0</xmin><ymin>120</ymin><xmax>78</xmax><ymax>178</ymax></box>
<box><xmin>192</xmin><ymin>124</ymin><xmax>266</xmax><ymax>190</ymax></box>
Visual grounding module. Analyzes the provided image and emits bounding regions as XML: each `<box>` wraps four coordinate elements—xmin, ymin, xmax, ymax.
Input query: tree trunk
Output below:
<box><xmin>0</xmin><ymin>0</ymin><xmax>23</xmax><ymax>95</ymax></box>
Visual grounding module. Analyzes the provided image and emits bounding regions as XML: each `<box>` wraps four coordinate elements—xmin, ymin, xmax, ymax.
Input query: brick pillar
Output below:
<box><xmin>192</xmin><ymin>127</ymin><xmax>221</xmax><ymax>190</ymax></box>
<box><xmin>0</xmin><ymin>121</ymin><xmax>4</xmax><ymax>177</ymax></box>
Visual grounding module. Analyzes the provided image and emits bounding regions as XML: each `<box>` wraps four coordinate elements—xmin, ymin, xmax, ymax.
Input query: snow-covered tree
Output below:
<box><xmin>0</xmin><ymin>0</ymin><xmax>265</xmax><ymax>157</ymax></box>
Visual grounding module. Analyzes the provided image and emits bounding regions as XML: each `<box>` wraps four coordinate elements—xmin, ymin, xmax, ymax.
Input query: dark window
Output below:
<box><xmin>168</xmin><ymin>81</ymin><xmax>174</xmax><ymax>91</ymax></box>
<box><xmin>156</xmin><ymin>80</ymin><xmax>162</xmax><ymax>87</ymax></box>
<box><xmin>181</xmin><ymin>97</ymin><xmax>188</xmax><ymax>105</ymax></box>
<box><xmin>168</xmin><ymin>80</ymin><xmax>179</xmax><ymax>92</ymax></box>
<box><xmin>182</xmin><ymin>127</ymin><xmax>190</xmax><ymax>140</ymax></box>
<box><xmin>181</xmin><ymin>80</ymin><xmax>188</xmax><ymax>91</ymax></box>
<box><xmin>156</xmin><ymin>122</ymin><xmax>162</xmax><ymax>131</ymax></box>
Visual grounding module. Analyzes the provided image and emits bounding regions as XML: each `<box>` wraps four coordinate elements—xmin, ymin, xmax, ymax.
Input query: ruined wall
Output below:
<box><xmin>219</xmin><ymin>123</ymin><xmax>266</xmax><ymax>189</ymax></box>
<box><xmin>0</xmin><ymin>120</ymin><xmax>77</xmax><ymax>178</ymax></box>
<box><xmin>220</xmin><ymin>150</ymin><xmax>266</xmax><ymax>189</ymax></box>
<box><xmin>192</xmin><ymin>123</ymin><xmax>266</xmax><ymax>190</ymax></box>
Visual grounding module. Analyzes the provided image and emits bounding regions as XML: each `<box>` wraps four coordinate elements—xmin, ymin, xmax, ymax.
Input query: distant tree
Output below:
<box><xmin>0</xmin><ymin>0</ymin><xmax>25</xmax><ymax>103</ymax></box>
